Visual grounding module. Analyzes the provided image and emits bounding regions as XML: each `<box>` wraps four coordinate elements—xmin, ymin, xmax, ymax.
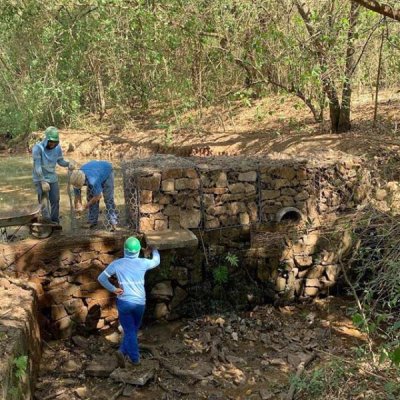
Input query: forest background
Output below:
<box><xmin>0</xmin><ymin>0</ymin><xmax>399</xmax><ymax>138</ymax></box>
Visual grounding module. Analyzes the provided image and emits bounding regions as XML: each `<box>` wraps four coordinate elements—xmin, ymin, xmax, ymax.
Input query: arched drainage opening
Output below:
<box><xmin>275</xmin><ymin>207</ymin><xmax>303</xmax><ymax>223</ymax></box>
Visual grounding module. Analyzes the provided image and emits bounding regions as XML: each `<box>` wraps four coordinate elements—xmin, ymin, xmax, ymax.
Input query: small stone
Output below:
<box><xmin>74</xmin><ymin>387</ymin><xmax>88</xmax><ymax>399</ymax></box>
<box><xmin>110</xmin><ymin>359</ymin><xmax>159</xmax><ymax>386</ymax></box>
<box><xmin>61</xmin><ymin>359</ymin><xmax>81</xmax><ymax>373</ymax></box>
<box><xmin>226</xmin><ymin>355</ymin><xmax>247</xmax><ymax>365</ymax></box>
<box><xmin>86</xmin><ymin>357</ymin><xmax>117</xmax><ymax>377</ymax></box>
<box><xmin>259</xmin><ymin>389</ymin><xmax>273</xmax><ymax>400</ymax></box>
<box><xmin>72</xmin><ymin>335</ymin><xmax>89</xmax><ymax>349</ymax></box>
<box><xmin>375</xmin><ymin>189</ymin><xmax>387</xmax><ymax>201</ymax></box>
<box><xmin>105</xmin><ymin>332</ymin><xmax>121</xmax><ymax>344</ymax></box>
<box><xmin>231</xmin><ymin>332</ymin><xmax>238</xmax><ymax>341</ymax></box>
<box><xmin>122</xmin><ymin>385</ymin><xmax>137</xmax><ymax>397</ymax></box>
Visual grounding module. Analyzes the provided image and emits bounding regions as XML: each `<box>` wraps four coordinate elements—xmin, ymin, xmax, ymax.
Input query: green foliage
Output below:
<box><xmin>212</xmin><ymin>252</ymin><xmax>239</xmax><ymax>285</ymax></box>
<box><xmin>13</xmin><ymin>355</ymin><xmax>28</xmax><ymax>380</ymax></box>
<box><xmin>0</xmin><ymin>1</ymin><xmax>398</xmax><ymax>135</ymax></box>
<box><xmin>212</xmin><ymin>264</ymin><xmax>229</xmax><ymax>285</ymax></box>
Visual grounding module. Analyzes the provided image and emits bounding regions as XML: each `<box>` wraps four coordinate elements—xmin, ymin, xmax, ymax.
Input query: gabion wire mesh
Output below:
<box><xmin>121</xmin><ymin>155</ymin><xmax>369</xmax><ymax>233</ymax></box>
<box><xmin>121</xmin><ymin>155</ymin><xmax>315</xmax><ymax>232</ymax></box>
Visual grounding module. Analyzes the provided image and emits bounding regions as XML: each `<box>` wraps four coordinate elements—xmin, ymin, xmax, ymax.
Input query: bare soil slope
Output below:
<box><xmin>7</xmin><ymin>90</ymin><xmax>400</xmax><ymax>182</ymax></box>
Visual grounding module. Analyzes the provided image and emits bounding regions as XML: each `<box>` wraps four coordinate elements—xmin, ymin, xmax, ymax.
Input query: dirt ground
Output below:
<box><xmin>3</xmin><ymin>90</ymin><xmax>399</xmax><ymax>176</ymax></box>
<box><xmin>35</xmin><ymin>297</ymin><xmax>373</xmax><ymax>400</ymax></box>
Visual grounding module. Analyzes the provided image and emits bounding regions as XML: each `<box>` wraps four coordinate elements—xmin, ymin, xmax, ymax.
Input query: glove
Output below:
<box><xmin>75</xmin><ymin>201</ymin><xmax>84</xmax><ymax>213</ymax></box>
<box><xmin>68</xmin><ymin>160</ymin><xmax>77</xmax><ymax>171</ymax></box>
<box><xmin>41</xmin><ymin>181</ymin><xmax>50</xmax><ymax>193</ymax></box>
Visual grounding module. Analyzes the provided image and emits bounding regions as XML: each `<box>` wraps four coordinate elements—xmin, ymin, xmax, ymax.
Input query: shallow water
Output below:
<box><xmin>0</xmin><ymin>155</ymin><xmax>126</xmax><ymax>238</ymax></box>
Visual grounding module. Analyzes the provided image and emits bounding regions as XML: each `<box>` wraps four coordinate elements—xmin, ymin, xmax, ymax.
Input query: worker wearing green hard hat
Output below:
<box><xmin>124</xmin><ymin>236</ymin><xmax>141</xmax><ymax>253</ymax></box>
<box><xmin>45</xmin><ymin>126</ymin><xmax>60</xmax><ymax>143</ymax></box>
<box><xmin>32</xmin><ymin>126</ymin><xmax>76</xmax><ymax>223</ymax></box>
<box><xmin>98</xmin><ymin>237</ymin><xmax>160</xmax><ymax>368</ymax></box>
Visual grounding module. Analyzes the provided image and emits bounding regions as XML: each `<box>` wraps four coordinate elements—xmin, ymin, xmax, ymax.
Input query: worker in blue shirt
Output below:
<box><xmin>70</xmin><ymin>160</ymin><xmax>118</xmax><ymax>230</ymax></box>
<box><xmin>98</xmin><ymin>237</ymin><xmax>160</xmax><ymax>367</ymax></box>
<box><xmin>32</xmin><ymin>126</ymin><xmax>75</xmax><ymax>223</ymax></box>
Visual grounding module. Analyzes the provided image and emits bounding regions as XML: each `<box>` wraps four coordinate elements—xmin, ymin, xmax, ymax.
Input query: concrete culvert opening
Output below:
<box><xmin>275</xmin><ymin>207</ymin><xmax>303</xmax><ymax>223</ymax></box>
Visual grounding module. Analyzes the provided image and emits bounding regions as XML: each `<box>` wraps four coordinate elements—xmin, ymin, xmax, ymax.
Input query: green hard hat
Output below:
<box><xmin>45</xmin><ymin>126</ymin><xmax>59</xmax><ymax>142</ymax></box>
<box><xmin>124</xmin><ymin>237</ymin><xmax>141</xmax><ymax>253</ymax></box>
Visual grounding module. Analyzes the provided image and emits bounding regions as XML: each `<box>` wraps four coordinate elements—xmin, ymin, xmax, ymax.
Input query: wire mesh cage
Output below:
<box><xmin>120</xmin><ymin>155</ymin><xmax>313</xmax><ymax>232</ymax></box>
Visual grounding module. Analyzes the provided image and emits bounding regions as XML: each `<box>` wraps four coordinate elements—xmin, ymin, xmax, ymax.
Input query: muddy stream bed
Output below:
<box><xmin>34</xmin><ymin>298</ymin><xmax>365</xmax><ymax>400</ymax></box>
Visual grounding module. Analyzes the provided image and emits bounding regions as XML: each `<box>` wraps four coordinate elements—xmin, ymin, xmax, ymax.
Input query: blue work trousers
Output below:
<box><xmin>87</xmin><ymin>173</ymin><xmax>118</xmax><ymax>225</ymax></box>
<box><xmin>34</xmin><ymin>181</ymin><xmax>60</xmax><ymax>223</ymax></box>
<box><xmin>116</xmin><ymin>298</ymin><xmax>145</xmax><ymax>363</ymax></box>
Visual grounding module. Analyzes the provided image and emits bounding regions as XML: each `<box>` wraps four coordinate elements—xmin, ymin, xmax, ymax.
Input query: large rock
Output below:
<box><xmin>161</xmin><ymin>179</ymin><xmax>175</xmax><ymax>192</ymax></box>
<box><xmin>170</xmin><ymin>287</ymin><xmax>188</xmax><ymax>309</ymax></box>
<box><xmin>151</xmin><ymin>282</ymin><xmax>173</xmax><ymax>299</ymax></box>
<box><xmin>140</xmin><ymin>203</ymin><xmax>161</xmax><ymax>214</ymax></box>
<box><xmin>137</xmin><ymin>174</ymin><xmax>161</xmax><ymax>191</ymax></box>
<box><xmin>175</xmin><ymin>178</ymin><xmax>200</xmax><ymax>190</ymax></box>
<box><xmin>180</xmin><ymin>209</ymin><xmax>201</xmax><ymax>229</ymax></box>
<box><xmin>238</xmin><ymin>171</ymin><xmax>257</xmax><ymax>182</ymax></box>
<box><xmin>143</xmin><ymin>229</ymin><xmax>198</xmax><ymax>250</ymax></box>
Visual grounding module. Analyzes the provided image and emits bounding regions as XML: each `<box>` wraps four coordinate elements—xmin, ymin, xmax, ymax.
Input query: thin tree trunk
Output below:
<box><xmin>295</xmin><ymin>1</ymin><xmax>342</xmax><ymax>132</ymax></box>
<box><xmin>373</xmin><ymin>20</ymin><xmax>386</xmax><ymax>124</ymax></box>
<box><xmin>337</xmin><ymin>2</ymin><xmax>360</xmax><ymax>132</ymax></box>
<box><xmin>88</xmin><ymin>56</ymin><xmax>106</xmax><ymax>120</ymax></box>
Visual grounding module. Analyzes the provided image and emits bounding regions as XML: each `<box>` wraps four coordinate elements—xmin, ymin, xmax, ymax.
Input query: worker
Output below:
<box><xmin>70</xmin><ymin>160</ymin><xmax>118</xmax><ymax>231</ymax></box>
<box><xmin>32</xmin><ymin>126</ymin><xmax>75</xmax><ymax>224</ymax></box>
<box><xmin>97</xmin><ymin>237</ymin><xmax>160</xmax><ymax>367</ymax></box>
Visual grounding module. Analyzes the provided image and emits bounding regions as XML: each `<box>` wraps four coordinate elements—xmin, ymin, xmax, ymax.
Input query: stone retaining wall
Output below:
<box><xmin>0</xmin><ymin>234</ymin><xmax>126</xmax><ymax>339</ymax></box>
<box><xmin>0</xmin><ymin>154</ymin><xmax>374</xmax><ymax>339</ymax></box>
<box><xmin>122</xmin><ymin>154</ymin><xmax>371</xmax><ymax>303</ymax></box>
<box><xmin>0</xmin><ymin>279</ymin><xmax>41</xmax><ymax>400</ymax></box>
<box><xmin>122</xmin><ymin>155</ymin><xmax>370</xmax><ymax>231</ymax></box>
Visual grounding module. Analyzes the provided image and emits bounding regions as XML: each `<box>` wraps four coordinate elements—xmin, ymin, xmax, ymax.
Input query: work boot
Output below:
<box><xmin>125</xmin><ymin>357</ymin><xmax>140</xmax><ymax>367</ymax></box>
<box><xmin>82</xmin><ymin>222</ymin><xmax>98</xmax><ymax>230</ymax></box>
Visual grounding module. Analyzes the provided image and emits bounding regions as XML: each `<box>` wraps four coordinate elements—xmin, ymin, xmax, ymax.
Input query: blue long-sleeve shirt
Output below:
<box><xmin>74</xmin><ymin>160</ymin><xmax>113</xmax><ymax>197</ymax></box>
<box><xmin>32</xmin><ymin>137</ymin><xmax>69</xmax><ymax>183</ymax></box>
<box><xmin>98</xmin><ymin>249</ymin><xmax>160</xmax><ymax>305</ymax></box>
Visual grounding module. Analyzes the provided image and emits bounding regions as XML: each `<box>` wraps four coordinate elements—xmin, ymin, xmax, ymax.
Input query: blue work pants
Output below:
<box><xmin>34</xmin><ymin>181</ymin><xmax>60</xmax><ymax>223</ymax></box>
<box><xmin>116</xmin><ymin>298</ymin><xmax>145</xmax><ymax>363</ymax></box>
<box><xmin>87</xmin><ymin>173</ymin><xmax>118</xmax><ymax>225</ymax></box>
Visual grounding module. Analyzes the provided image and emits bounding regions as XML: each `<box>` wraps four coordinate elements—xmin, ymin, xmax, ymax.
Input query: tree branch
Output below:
<box><xmin>351</xmin><ymin>0</ymin><xmax>400</xmax><ymax>21</ymax></box>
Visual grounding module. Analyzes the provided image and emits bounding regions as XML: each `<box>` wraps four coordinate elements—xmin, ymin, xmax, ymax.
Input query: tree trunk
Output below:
<box><xmin>337</xmin><ymin>2</ymin><xmax>360</xmax><ymax>132</ymax></box>
<box><xmin>295</xmin><ymin>1</ymin><xmax>342</xmax><ymax>132</ymax></box>
<box><xmin>373</xmin><ymin>21</ymin><xmax>386</xmax><ymax>124</ymax></box>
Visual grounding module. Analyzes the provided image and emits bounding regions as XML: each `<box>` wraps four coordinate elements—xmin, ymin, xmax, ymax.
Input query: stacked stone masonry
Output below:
<box><xmin>0</xmin><ymin>154</ymin><xmax>373</xmax><ymax>341</ymax></box>
<box><xmin>0</xmin><ymin>279</ymin><xmax>41</xmax><ymax>400</ymax></box>
<box><xmin>122</xmin><ymin>155</ymin><xmax>369</xmax><ymax>231</ymax></box>
<box><xmin>123</xmin><ymin>154</ymin><xmax>371</xmax><ymax>301</ymax></box>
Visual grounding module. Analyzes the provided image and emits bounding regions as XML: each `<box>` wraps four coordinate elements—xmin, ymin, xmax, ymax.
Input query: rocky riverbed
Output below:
<box><xmin>34</xmin><ymin>297</ymin><xmax>365</xmax><ymax>400</ymax></box>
